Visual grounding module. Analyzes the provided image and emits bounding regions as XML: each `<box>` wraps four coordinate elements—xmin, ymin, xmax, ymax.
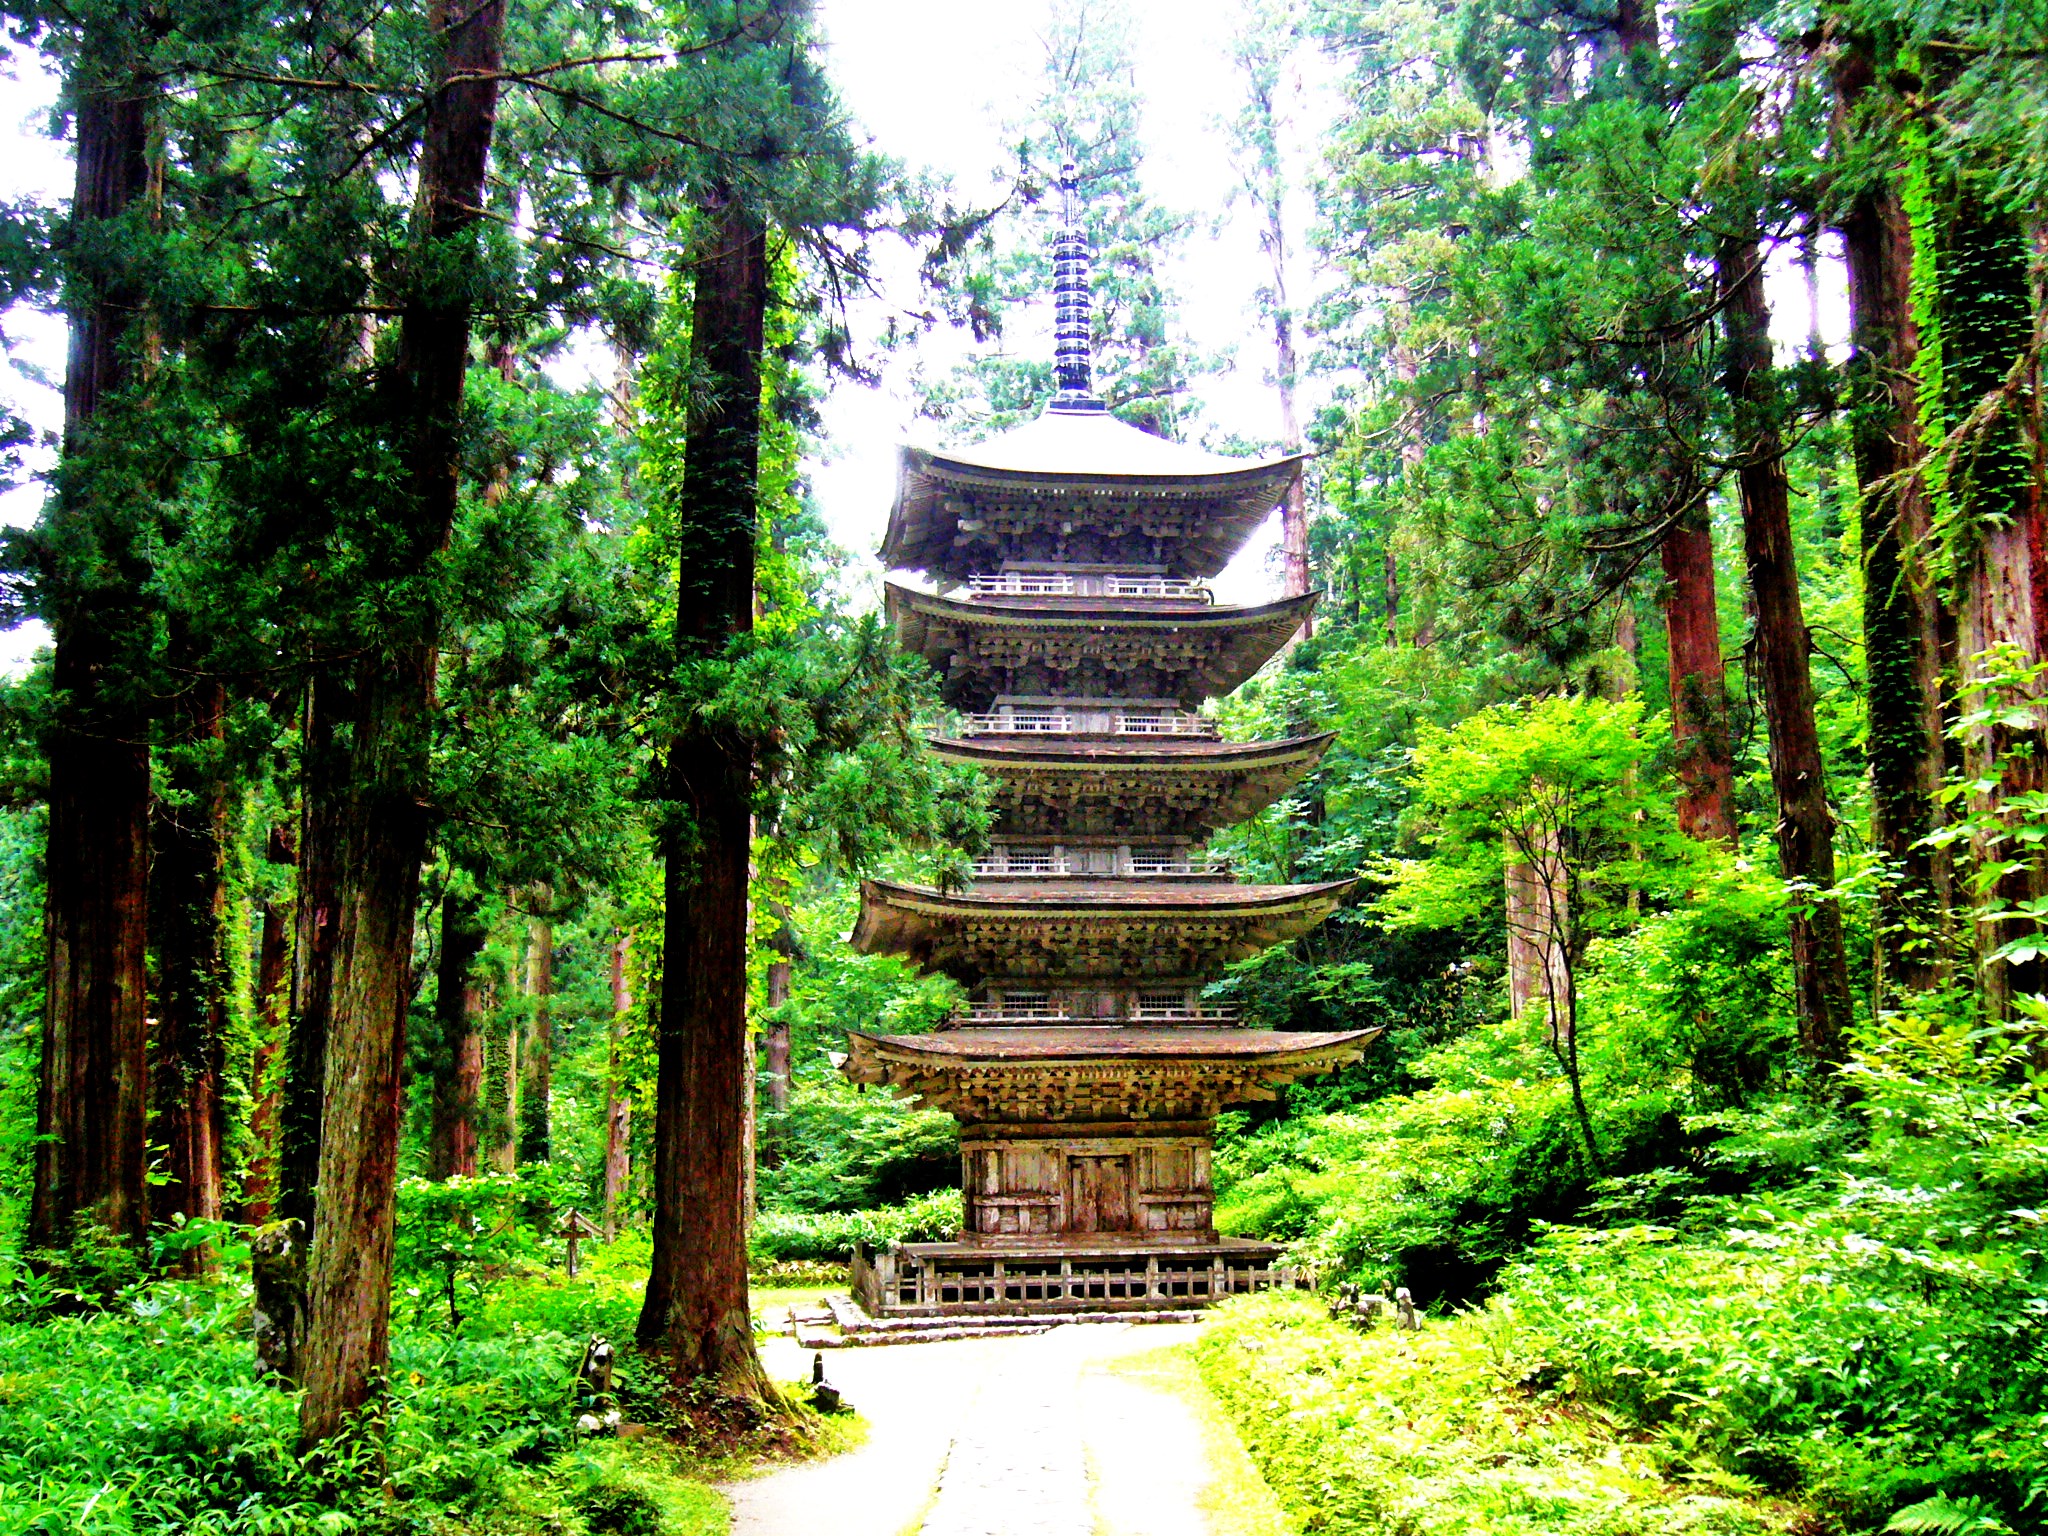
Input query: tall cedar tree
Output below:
<box><xmin>1226</xmin><ymin>2</ymin><xmax>1311</xmax><ymax>619</ymax></box>
<box><xmin>1828</xmin><ymin>20</ymin><xmax>1949</xmax><ymax>995</ymax></box>
<box><xmin>636</xmin><ymin>189</ymin><xmax>773</xmax><ymax>1394</ymax></box>
<box><xmin>30</xmin><ymin>9</ymin><xmax>153</xmax><ymax>1257</ymax></box>
<box><xmin>1718</xmin><ymin>226</ymin><xmax>1856</xmax><ymax>1063</ymax></box>
<box><xmin>427</xmin><ymin>886</ymin><xmax>487</xmax><ymax>1179</ymax></box>
<box><xmin>298</xmin><ymin>0</ymin><xmax>506</xmax><ymax>1447</ymax></box>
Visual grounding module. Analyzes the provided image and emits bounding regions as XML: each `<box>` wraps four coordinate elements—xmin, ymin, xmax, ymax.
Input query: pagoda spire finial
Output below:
<box><xmin>1050</xmin><ymin>159</ymin><xmax>1103</xmax><ymax>413</ymax></box>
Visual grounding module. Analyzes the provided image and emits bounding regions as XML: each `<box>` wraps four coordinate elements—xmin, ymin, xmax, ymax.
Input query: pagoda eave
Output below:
<box><xmin>928</xmin><ymin>730</ymin><xmax>1337</xmax><ymax>839</ymax></box>
<box><xmin>843</xmin><ymin>1025</ymin><xmax>1381</xmax><ymax>1121</ymax></box>
<box><xmin>851</xmin><ymin>875</ymin><xmax>1355</xmax><ymax>985</ymax></box>
<box><xmin>886</xmin><ymin>583</ymin><xmax>1319</xmax><ymax>708</ymax></box>
<box><xmin>885</xmin><ymin>424</ymin><xmax>1305</xmax><ymax>584</ymax></box>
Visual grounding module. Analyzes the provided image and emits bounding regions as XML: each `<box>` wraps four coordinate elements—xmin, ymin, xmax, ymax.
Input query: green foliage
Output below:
<box><xmin>749</xmin><ymin>1190</ymin><xmax>963</xmax><ymax>1266</ymax></box>
<box><xmin>759</xmin><ymin>1077</ymin><xmax>959</xmax><ymax>1215</ymax></box>
<box><xmin>1216</xmin><ymin>863</ymin><xmax>1811</xmax><ymax>1300</ymax></box>
<box><xmin>0</xmin><ymin>1263</ymin><xmax>724</xmax><ymax>1535</ymax></box>
<box><xmin>1196</xmin><ymin>1291</ymin><xmax>1803</xmax><ymax>1535</ymax></box>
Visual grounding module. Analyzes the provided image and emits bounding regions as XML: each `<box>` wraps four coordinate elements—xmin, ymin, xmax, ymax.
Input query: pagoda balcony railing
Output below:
<box><xmin>1130</xmin><ymin>1004</ymin><xmax>1241</xmax><ymax>1024</ymax></box>
<box><xmin>1126</xmin><ymin>855</ymin><xmax>1231</xmax><ymax>876</ymax></box>
<box><xmin>958</xmin><ymin>709</ymin><xmax>1219</xmax><ymax>739</ymax></box>
<box><xmin>973</xmin><ymin>853</ymin><xmax>1072</xmax><ymax>877</ymax></box>
<box><xmin>1113</xmin><ymin>711</ymin><xmax>1219</xmax><ymax>738</ymax></box>
<box><xmin>957</xmin><ymin>1004</ymin><xmax>1072</xmax><ymax>1025</ymax></box>
<box><xmin>1103</xmin><ymin>575</ymin><xmax>1211</xmax><ymax>601</ymax></box>
<box><xmin>971</xmin><ymin>853</ymin><xmax>1229</xmax><ymax>878</ymax></box>
<box><xmin>969</xmin><ymin>572</ymin><xmax>1076</xmax><ymax>597</ymax></box>
<box><xmin>963</xmin><ymin>573</ymin><xmax>1212</xmax><ymax>601</ymax></box>
<box><xmin>962</xmin><ymin>710</ymin><xmax>1072</xmax><ymax>734</ymax></box>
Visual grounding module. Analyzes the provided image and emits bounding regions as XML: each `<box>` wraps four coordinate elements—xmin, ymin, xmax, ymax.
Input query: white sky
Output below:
<box><xmin>0</xmin><ymin>2</ymin><xmax>1849</xmax><ymax>673</ymax></box>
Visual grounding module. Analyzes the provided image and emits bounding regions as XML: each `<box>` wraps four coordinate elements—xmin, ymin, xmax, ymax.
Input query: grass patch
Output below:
<box><xmin>1194</xmin><ymin>1291</ymin><xmax>1812</xmax><ymax>1536</ymax></box>
<box><xmin>1101</xmin><ymin>1344</ymin><xmax>1295</xmax><ymax>1536</ymax></box>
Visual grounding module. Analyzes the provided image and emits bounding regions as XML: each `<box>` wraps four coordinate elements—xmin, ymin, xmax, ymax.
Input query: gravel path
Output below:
<box><xmin>722</xmin><ymin>1322</ymin><xmax>1226</xmax><ymax>1536</ymax></box>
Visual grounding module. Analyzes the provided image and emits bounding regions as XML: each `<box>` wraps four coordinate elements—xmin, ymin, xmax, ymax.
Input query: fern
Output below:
<box><xmin>1885</xmin><ymin>1494</ymin><xmax>2015</xmax><ymax>1536</ymax></box>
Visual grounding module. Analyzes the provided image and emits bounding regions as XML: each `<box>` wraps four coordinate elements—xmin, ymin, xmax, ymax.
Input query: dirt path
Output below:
<box><xmin>723</xmin><ymin>1322</ymin><xmax>1267</xmax><ymax>1536</ymax></box>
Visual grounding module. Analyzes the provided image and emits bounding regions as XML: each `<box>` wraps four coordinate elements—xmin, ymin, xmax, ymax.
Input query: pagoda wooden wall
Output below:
<box><xmin>960</xmin><ymin>1126</ymin><xmax>1215</xmax><ymax>1245</ymax></box>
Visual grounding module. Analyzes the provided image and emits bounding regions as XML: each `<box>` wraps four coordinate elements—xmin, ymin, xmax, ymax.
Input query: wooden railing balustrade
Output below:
<box><xmin>851</xmin><ymin>1242</ymin><xmax>1308</xmax><ymax>1315</ymax></box>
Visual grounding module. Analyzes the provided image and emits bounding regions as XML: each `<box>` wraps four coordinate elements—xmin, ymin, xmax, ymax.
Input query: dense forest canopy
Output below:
<box><xmin>0</xmin><ymin>0</ymin><xmax>2042</xmax><ymax>1531</ymax></box>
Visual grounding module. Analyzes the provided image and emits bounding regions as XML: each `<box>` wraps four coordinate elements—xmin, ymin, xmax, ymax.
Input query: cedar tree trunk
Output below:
<box><xmin>1659</xmin><ymin>510</ymin><xmax>1738</xmax><ymax>842</ymax></box>
<box><xmin>29</xmin><ymin>27</ymin><xmax>154</xmax><ymax>1259</ymax></box>
<box><xmin>636</xmin><ymin>190</ymin><xmax>772</xmax><ymax>1396</ymax></box>
<box><xmin>519</xmin><ymin>910</ymin><xmax>552</xmax><ymax>1164</ymax></box>
<box><xmin>1832</xmin><ymin>32</ymin><xmax>1951</xmax><ymax>996</ymax></box>
<box><xmin>603</xmin><ymin>932</ymin><xmax>632</xmax><ymax>1242</ymax></box>
<box><xmin>298</xmin><ymin>0</ymin><xmax>504</xmax><ymax>1448</ymax></box>
<box><xmin>1718</xmin><ymin>229</ymin><xmax>1856</xmax><ymax>1065</ymax></box>
<box><xmin>1937</xmin><ymin>193</ymin><xmax>2048</xmax><ymax>1007</ymax></box>
<box><xmin>149</xmin><ymin>675</ymin><xmax>230</xmax><ymax>1268</ymax></box>
<box><xmin>244</xmin><ymin>825</ymin><xmax>294</xmax><ymax>1225</ymax></box>
<box><xmin>254</xmin><ymin>679</ymin><xmax>345</xmax><ymax>1383</ymax></box>
<box><xmin>428</xmin><ymin>888</ymin><xmax>486</xmax><ymax>1180</ymax></box>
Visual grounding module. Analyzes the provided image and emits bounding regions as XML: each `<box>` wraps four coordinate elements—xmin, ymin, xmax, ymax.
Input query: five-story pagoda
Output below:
<box><xmin>842</xmin><ymin>165</ymin><xmax>1377</xmax><ymax>1316</ymax></box>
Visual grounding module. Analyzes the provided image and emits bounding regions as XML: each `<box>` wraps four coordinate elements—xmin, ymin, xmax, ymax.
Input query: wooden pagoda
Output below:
<box><xmin>841</xmin><ymin>164</ymin><xmax>1377</xmax><ymax>1316</ymax></box>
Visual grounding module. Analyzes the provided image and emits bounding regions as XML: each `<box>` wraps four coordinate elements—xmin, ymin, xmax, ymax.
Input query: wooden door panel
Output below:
<box><xmin>1066</xmin><ymin>1155</ymin><xmax>1134</xmax><ymax>1233</ymax></box>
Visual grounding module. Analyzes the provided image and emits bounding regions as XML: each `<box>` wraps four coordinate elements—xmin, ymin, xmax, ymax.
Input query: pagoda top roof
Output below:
<box><xmin>885</xmin><ymin>404</ymin><xmax>1304</xmax><ymax>583</ymax></box>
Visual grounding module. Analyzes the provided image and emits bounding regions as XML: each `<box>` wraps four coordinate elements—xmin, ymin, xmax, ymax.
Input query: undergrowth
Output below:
<box><xmin>0</xmin><ymin>1215</ymin><xmax>839</xmax><ymax>1533</ymax></box>
<box><xmin>1195</xmin><ymin>1290</ymin><xmax>1808</xmax><ymax>1536</ymax></box>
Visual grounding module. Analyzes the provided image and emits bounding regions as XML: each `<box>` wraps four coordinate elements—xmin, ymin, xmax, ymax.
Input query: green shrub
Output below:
<box><xmin>1195</xmin><ymin>1290</ymin><xmax>1804</xmax><ymax>1534</ymax></box>
<box><xmin>748</xmin><ymin>1188</ymin><xmax>961</xmax><ymax>1264</ymax></box>
<box><xmin>756</xmin><ymin>1077</ymin><xmax>959</xmax><ymax>1214</ymax></box>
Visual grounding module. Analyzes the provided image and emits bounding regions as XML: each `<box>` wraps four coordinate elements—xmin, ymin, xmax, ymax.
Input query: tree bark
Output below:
<box><xmin>148</xmin><ymin>676</ymin><xmax>230</xmax><ymax>1270</ymax></box>
<box><xmin>1936</xmin><ymin>192</ymin><xmax>2047</xmax><ymax>1007</ymax></box>
<box><xmin>763</xmin><ymin>900</ymin><xmax>793</xmax><ymax>1130</ymax></box>
<box><xmin>1831</xmin><ymin>31</ymin><xmax>1951</xmax><ymax>997</ymax></box>
<box><xmin>254</xmin><ymin>679</ymin><xmax>344</xmax><ymax>1382</ymax></box>
<box><xmin>428</xmin><ymin>888</ymin><xmax>486</xmax><ymax>1180</ymax></box>
<box><xmin>603</xmin><ymin>931</ymin><xmax>632</xmax><ymax>1242</ymax></box>
<box><xmin>298</xmin><ymin>0</ymin><xmax>505</xmax><ymax>1449</ymax></box>
<box><xmin>244</xmin><ymin>825</ymin><xmax>294</xmax><ymax>1225</ymax></box>
<box><xmin>1659</xmin><ymin>511</ymin><xmax>1738</xmax><ymax>842</ymax></box>
<box><xmin>636</xmin><ymin>189</ymin><xmax>772</xmax><ymax>1396</ymax></box>
<box><xmin>29</xmin><ymin>20</ymin><xmax>154</xmax><ymax>1261</ymax></box>
<box><xmin>1718</xmin><ymin>229</ymin><xmax>1856</xmax><ymax>1065</ymax></box>
<box><xmin>519</xmin><ymin>908</ymin><xmax>553</xmax><ymax>1164</ymax></box>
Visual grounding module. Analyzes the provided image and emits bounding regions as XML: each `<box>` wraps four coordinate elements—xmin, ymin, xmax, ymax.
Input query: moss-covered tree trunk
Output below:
<box><xmin>1718</xmin><ymin>228</ymin><xmax>1856</xmax><ymax>1065</ymax></box>
<box><xmin>298</xmin><ymin>0</ymin><xmax>505</xmax><ymax>1448</ymax></box>
<box><xmin>29</xmin><ymin>19</ymin><xmax>154</xmax><ymax>1261</ymax></box>
<box><xmin>1831</xmin><ymin>29</ymin><xmax>1952</xmax><ymax>1000</ymax></box>
<box><xmin>1936</xmin><ymin>192</ymin><xmax>2047</xmax><ymax>1010</ymax></box>
<box><xmin>636</xmin><ymin>189</ymin><xmax>772</xmax><ymax>1396</ymax></box>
